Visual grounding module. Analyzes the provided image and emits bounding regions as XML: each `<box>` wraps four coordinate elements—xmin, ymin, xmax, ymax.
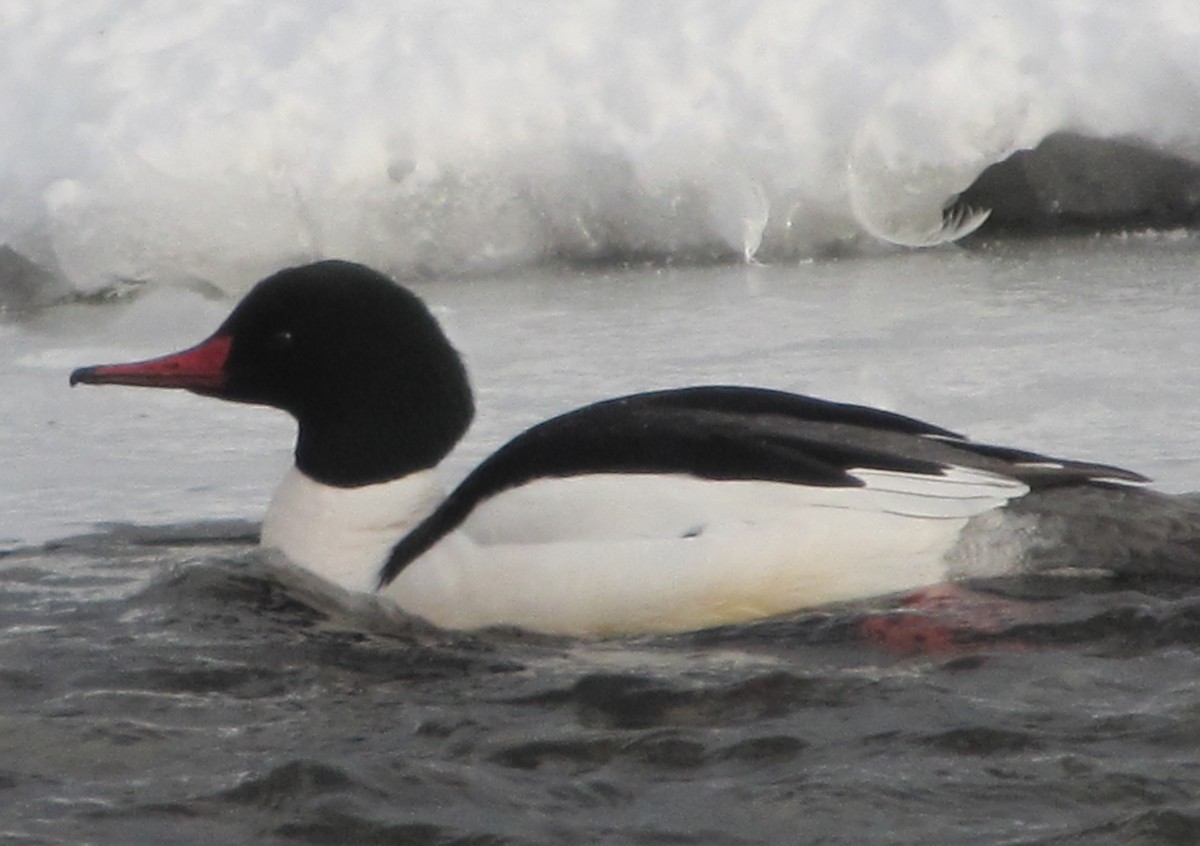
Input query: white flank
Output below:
<box><xmin>391</xmin><ymin>508</ymin><xmax>967</xmax><ymax>636</ymax></box>
<box><xmin>261</xmin><ymin>466</ymin><xmax>1032</xmax><ymax>637</ymax></box>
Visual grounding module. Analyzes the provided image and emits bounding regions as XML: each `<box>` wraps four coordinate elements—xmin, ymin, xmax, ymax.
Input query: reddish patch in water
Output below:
<box><xmin>858</xmin><ymin>584</ymin><xmax>1043</xmax><ymax>656</ymax></box>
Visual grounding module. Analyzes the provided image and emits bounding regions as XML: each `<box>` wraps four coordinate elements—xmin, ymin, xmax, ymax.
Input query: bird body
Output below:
<box><xmin>71</xmin><ymin>260</ymin><xmax>1198</xmax><ymax>636</ymax></box>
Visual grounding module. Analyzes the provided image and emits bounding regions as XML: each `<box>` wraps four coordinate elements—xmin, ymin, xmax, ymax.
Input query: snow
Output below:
<box><xmin>2</xmin><ymin>2</ymin><xmax>1200</xmax><ymax>294</ymax></box>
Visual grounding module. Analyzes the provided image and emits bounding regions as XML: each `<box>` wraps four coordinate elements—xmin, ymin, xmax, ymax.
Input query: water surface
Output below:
<box><xmin>6</xmin><ymin>241</ymin><xmax>1200</xmax><ymax>844</ymax></box>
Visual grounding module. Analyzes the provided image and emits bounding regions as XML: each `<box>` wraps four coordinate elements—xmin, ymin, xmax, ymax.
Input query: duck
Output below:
<box><xmin>69</xmin><ymin>260</ymin><xmax>1200</xmax><ymax>636</ymax></box>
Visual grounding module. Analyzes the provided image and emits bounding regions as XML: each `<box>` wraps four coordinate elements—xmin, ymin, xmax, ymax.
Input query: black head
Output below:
<box><xmin>71</xmin><ymin>260</ymin><xmax>475</xmax><ymax>487</ymax></box>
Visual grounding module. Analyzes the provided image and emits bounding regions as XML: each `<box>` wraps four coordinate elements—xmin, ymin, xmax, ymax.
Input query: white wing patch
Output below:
<box><xmin>848</xmin><ymin>466</ymin><xmax>1029</xmax><ymax>519</ymax></box>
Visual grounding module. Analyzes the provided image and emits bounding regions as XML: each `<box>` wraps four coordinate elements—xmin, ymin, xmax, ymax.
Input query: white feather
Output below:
<box><xmin>261</xmin><ymin>466</ymin><xmax>442</xmax><ymax>594</ymax></box>
<box><xmin>392</xmin><ymin>508</ymin><xmax>965</xmax><ymax>636</ymax></box>
<box><xmin>462</xmin><ymin>467</ymin><xmax>1028</xmax><ymax>543</ymax></box>
<box><xmin>260</xmin><ymin>464</ymin><xmax>1031</xmax><ymax>636</ymax></box>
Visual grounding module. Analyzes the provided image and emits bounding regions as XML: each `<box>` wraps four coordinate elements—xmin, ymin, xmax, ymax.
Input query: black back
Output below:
<box><xmin>377</xmin><ymin>385</ymin><xmax>1143</xmax><ymax>586</ymax></box>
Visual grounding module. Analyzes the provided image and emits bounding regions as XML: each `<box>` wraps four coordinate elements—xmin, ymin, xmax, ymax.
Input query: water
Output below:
<box><xmin>7</xmin><ymin>240</ymin><xmax>1200</xmax><ymax>844</ymax></box>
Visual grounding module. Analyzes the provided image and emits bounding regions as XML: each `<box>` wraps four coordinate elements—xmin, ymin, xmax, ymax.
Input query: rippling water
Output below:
<box><xmin>6</xmin><ymin>522</ymin><xmax>1200</xmax><ymax>845</ymax></box>
<box><xmin>9</xmin><ymin>241</ymin><xmax>1200</xmax><ymax>844</ymax></box>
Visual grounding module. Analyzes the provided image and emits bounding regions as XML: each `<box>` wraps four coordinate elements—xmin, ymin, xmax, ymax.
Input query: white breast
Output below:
<box><xmin>261</xmin><ymin>466</ymin><xmax>444</xmax><ymax>594</ymax></box>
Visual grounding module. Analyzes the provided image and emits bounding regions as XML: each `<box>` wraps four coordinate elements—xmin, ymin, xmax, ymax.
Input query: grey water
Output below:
<box><xmin>6</xmin><ymin>238</ymin><xmax>1200</xmax><ymax>844</ymax></box>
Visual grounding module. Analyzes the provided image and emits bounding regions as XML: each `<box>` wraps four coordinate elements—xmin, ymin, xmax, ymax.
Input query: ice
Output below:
<box><xmin>2</xmin><ymin>2</ymin><xmax>1200</xmax><ymax>296</ymax></box>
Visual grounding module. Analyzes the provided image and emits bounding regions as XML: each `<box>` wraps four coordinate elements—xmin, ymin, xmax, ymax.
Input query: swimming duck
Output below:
<box><xmin>70</xmin><ymin>260</ymin><xmax>1200</xmax><ymax>635</ymax></box>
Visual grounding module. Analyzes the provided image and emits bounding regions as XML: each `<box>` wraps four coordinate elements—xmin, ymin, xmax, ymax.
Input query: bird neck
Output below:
<box><xmin>293</xmin><ymin>377</ymin><xmax>474</xmax><ymax>488</ymax></box>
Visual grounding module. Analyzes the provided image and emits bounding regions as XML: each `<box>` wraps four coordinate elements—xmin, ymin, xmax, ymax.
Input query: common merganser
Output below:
<box><xmin>70</xmin><ymin>260</ymin><xmax>1200</xmax><ymax>636</ymax></box>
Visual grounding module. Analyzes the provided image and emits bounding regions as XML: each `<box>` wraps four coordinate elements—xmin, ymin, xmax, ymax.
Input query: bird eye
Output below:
<box><xmin>269</xmin><ymin>329</ymin><xmax>295</xmax><ymax>352</ymax></box>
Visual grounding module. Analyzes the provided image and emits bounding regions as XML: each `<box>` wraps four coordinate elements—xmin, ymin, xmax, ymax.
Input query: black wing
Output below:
<box><xmin>378</xmin><ymin>386</ymin><xmax>1144</xmax><ymax>586</ymax></box>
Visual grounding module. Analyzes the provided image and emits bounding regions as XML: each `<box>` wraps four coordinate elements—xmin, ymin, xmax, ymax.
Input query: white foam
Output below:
<box><xmin>3</xmin><ymin>2</ymin><xmax>1200</xmax><ymax>291</ymax></box>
